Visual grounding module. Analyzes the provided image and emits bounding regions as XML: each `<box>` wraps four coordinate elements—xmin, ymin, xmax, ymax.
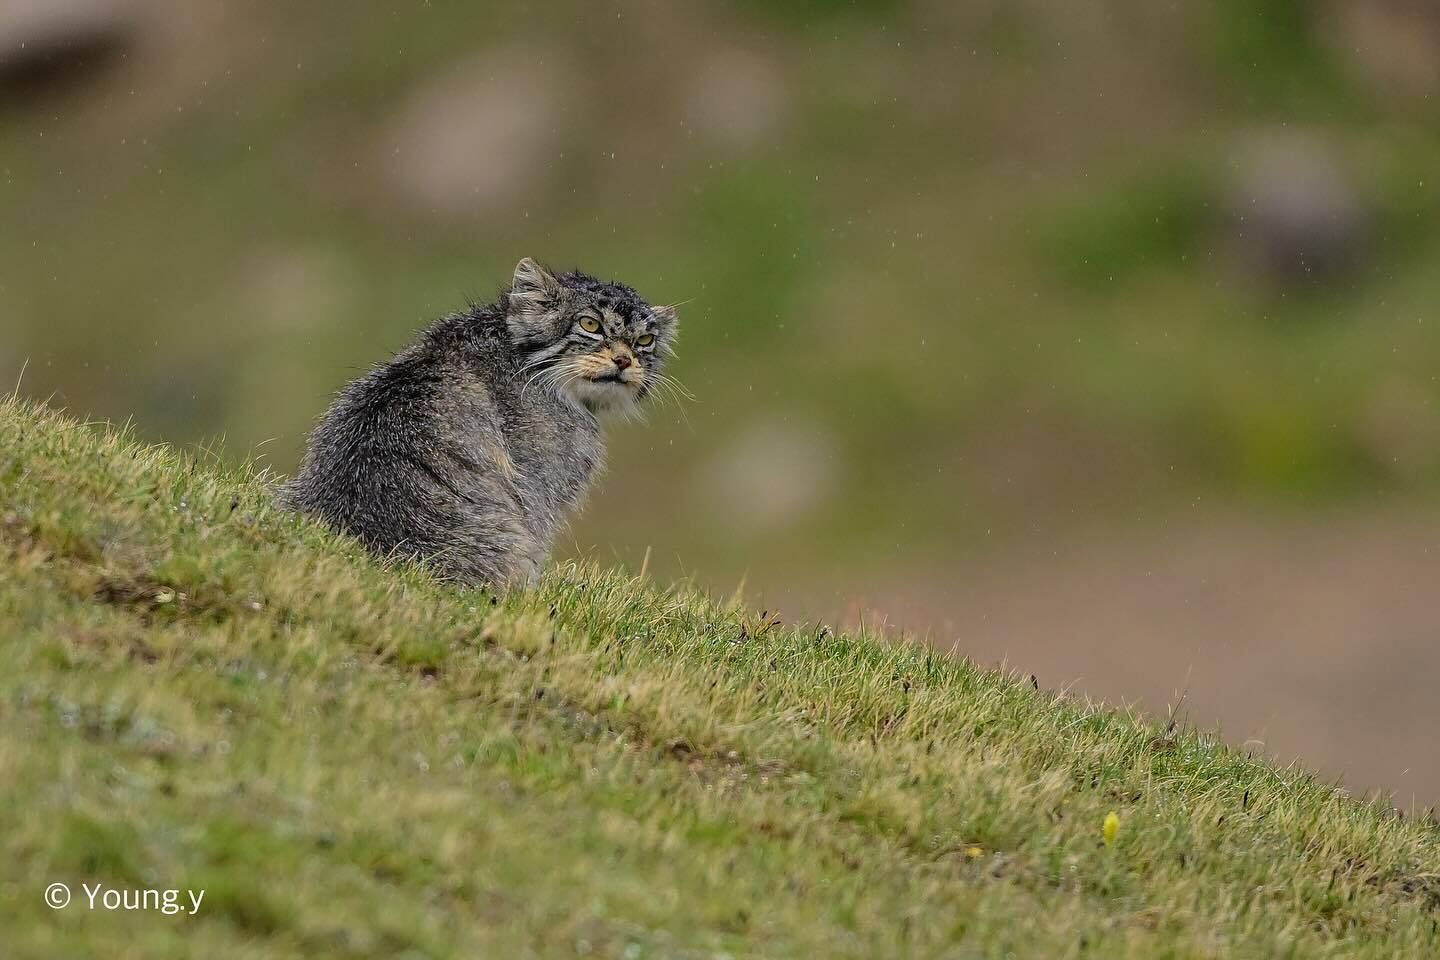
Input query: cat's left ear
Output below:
<box><xmin>651</xmin><ymin>304</ymin><xmax>678</xmax><ymax>326</ymax></box>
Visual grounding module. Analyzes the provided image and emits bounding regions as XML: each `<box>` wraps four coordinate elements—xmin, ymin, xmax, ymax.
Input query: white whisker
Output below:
<box><xmin>642</xmin><ymin>372</ymin><xmax>693</xmax><ymax>429</ymax></box>
<box><xmin>652</xmin><ymin>372</ymin><xmax>695</xmax><ymax>401</ymax></box>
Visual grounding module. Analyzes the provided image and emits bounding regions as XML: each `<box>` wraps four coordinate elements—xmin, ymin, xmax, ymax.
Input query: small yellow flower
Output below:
<box><xmin>965</xmin><ymin>846</ymin><xmax>983</xmax><ymax>859</ymax></box>
<box><xmin>1103</xmin><ymin>812</ymin><xmax>1120</xmax><ymax>845</ymax></box>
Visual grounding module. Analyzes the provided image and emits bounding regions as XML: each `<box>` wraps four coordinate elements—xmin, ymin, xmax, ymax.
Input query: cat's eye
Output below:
<box><xmin>578</xmin><ymin>315</ymin><xmax>601</xmax><ymax>333</ymax></box>
<box><xmin>636</xmin><ymin>334</ymin><xmax>655</xmax><ymax>347</ymax></box>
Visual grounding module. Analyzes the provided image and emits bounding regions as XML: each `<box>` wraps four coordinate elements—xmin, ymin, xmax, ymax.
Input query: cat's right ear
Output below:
<box><xmin>506</xmin><ymin>258</ymin><xmax>564</xmax><ymax>345</ymax></box>
<box><xmin>509</xmin><ymin>258</ymin><xmax>561</xmax><ymax>310</ymax></box>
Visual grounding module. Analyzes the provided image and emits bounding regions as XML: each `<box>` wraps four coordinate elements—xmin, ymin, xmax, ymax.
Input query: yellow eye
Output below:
<box><xmin>579</xmin><ymin>315</ymin><xmax>601</xmax><ymax>333</ymax></box>
<box><xmin>636</xmin><ymin>334</ymin><xmax>655</xmax><ymax>347</ymax></box>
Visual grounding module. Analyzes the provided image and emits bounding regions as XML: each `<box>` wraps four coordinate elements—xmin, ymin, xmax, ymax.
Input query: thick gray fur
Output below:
<box><xmin>279</xmin><ymin>259</ymin><xmax>679</xmax><ymax>588</ymax></box>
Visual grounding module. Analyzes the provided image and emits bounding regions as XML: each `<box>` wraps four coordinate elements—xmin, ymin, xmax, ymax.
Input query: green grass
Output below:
<box><xmin>2</xmin><ymin>396</ymin><xmax>1438</xmax><ymax>959</ymax></box>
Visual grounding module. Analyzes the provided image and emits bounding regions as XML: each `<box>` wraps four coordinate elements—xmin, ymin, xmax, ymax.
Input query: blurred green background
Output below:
<box><xmin>5</xmin><ymin>0</ymin><xmax>1440</xmax><ymax>801</ymax></box>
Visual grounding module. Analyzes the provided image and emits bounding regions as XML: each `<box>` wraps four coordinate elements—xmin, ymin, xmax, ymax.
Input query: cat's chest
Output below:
<box><xmin>503</xmin><ymin>404</ymin><xmax>602</xmax><ymax>507</ymax></box>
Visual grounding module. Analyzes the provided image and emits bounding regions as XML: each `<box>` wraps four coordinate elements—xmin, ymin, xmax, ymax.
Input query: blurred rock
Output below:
<box><xmin>686</xmin><ymin>49</ymin><xmax>786</xmax><ymax>149</ymax></box>
<box><xmin>1225</xmin><ymin>132</ymin><xmax>1370</xmax><ymax>286</ymax></box>
<box><xmin>380</xmin><ymin>52</ymin><xmax>564</xmax><ymax>220</ymax></box>
<box><xmin>0</xmin><ymin>0</ymin><xmax>136</xmax><ymax>95</ymax></box>
<box><xmin>697</xmin><ymin>418</ymin><xmax>839</xmax><ymax>538</ymax></box>
<box><xmin>1327</xmin><ymin>0</ymin><xmax>1440</xmax><ymax>99</ymax></box>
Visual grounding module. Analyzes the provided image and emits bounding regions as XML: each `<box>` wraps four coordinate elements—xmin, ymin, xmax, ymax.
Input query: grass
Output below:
<box><xmin>2</xmin><ymin>396</ymin><xmax>1439</xmax><ymax>959</ymax></box>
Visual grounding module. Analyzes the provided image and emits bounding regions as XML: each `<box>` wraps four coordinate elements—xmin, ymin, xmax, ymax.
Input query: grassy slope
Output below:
<box><xmin>1</xmin><ymin>397</ymin><xmax>1437</xmax><ymax>960</ymax></box>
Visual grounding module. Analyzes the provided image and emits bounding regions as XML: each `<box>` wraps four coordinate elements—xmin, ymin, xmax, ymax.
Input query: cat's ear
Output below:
<box><xmin>651</xmin><ymin>304</ymin><xmax>678</xmax><ymax>326</ymax></box>
<box><xmin>510</xmin><ymin>258</ymin><xmax>560</xmax><ymax>309</ymax></box>
<box><xmin>506</xmin><ymin>259</ymin><xmax>563</xmax><ymax>345</ymax></box>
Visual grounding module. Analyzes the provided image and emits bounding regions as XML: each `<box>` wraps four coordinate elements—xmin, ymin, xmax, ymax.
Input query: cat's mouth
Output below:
<box><xmin>586</xmin><ymin>370</ymin><xmax>641</xmax><ymax>389</ymax></box>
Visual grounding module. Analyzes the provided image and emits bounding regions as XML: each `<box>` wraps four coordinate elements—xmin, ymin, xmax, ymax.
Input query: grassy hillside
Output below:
<box><xmin>1</xmin><ymin>396</ymin><xmax>1438</xmax><ymax>959</ymax></box>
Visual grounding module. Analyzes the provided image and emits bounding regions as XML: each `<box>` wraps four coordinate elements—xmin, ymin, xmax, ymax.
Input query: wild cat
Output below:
<box><xmin>280</xmin><ymin>258</ymin><xmax>681</xmax><ymax>587</ymax></box>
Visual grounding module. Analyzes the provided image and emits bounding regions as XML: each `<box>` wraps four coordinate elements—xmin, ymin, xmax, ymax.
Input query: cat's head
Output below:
<box><xmin>503</xmin><ymin>258</ymin><xmax>679</xmax><ymax>413</ymax></box>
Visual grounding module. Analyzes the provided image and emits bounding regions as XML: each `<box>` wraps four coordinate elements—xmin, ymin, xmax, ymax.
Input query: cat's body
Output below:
<box><xmin>280</xmin><ymin>259</ymin><xmax>678</xmax><ymax>587</ymax></box>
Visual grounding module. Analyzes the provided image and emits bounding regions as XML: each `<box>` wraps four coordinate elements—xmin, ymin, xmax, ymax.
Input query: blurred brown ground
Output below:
<box><xmin>775</xmin><ymin>507</ymin><xmax>1440</xmax><ymax>807</ymax></box>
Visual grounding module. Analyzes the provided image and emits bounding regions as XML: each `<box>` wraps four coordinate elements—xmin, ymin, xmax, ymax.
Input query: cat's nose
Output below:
<box><xmin>612</xmin><ymin>353</ymin><xmax>632</xmax><ymax>370</ymax></box>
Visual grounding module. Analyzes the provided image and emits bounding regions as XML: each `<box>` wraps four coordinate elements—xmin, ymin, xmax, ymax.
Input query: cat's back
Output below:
<box><xmin>278</xmin><ymin>339</ymin><xmax>449</xmax><ymax>533</ymax></box>
<box><xmin>283</xmin><ymin>312</ymin><xmax>599</xmax><ymax>537</ymax></box>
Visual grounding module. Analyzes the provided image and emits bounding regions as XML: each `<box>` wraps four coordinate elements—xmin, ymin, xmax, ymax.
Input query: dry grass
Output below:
<box><xmin>1</xmin><ymin>396</ymin><xmax>1438</xmax><ymax>958</ymax></box>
